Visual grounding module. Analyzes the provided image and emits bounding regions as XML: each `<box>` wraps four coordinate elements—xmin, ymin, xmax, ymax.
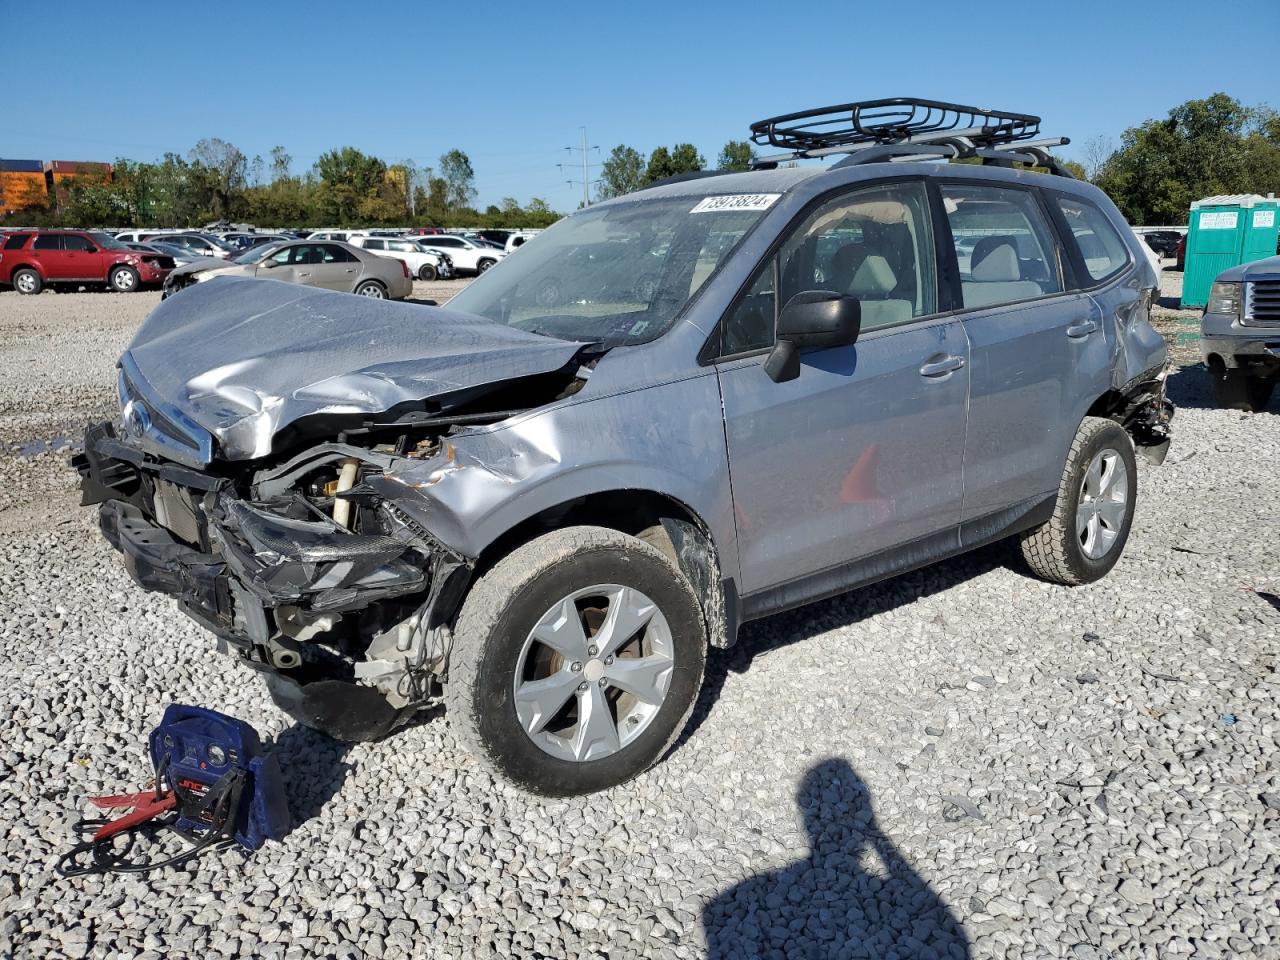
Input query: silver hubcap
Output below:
<box><xmin>1077</xmin><ymin>449</ymin><xmax>1128</xmax><ymax>560</ymax></box>
<box><xmin>514</xmin><ymin>584</ymin><xmax>674</xmax><ymax>763</ymax></box>
<box><xmin>115</xmin><ymin>271</ymin><xmax>135</xmax><ymax>290</ymax></box>
<box><xmin>16</xmin><ymin>274</ymin><xmax>35</xmax><ymax>293</ymax></box>
<box><xmin>359</xmin><ymin>284</ymin><xmax>383</xmax><ymax>297</ymax></box>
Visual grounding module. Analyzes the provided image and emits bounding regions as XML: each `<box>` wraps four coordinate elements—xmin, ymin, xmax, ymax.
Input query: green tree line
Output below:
<box><xmin>597</xmin><ymin>140</ymin><xmax>757</xmax><ymax>200</ymax></box>
<box><xmin>2</xmin><ymin>140</ymin><xmax>561</xmax><ymax>230</ymax></box>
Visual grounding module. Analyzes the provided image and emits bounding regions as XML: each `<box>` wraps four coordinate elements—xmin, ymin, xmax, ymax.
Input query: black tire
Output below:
<box><xmin>109</xmin><ymin>265</ymin><xmax>140</xmax><ymax>293</ymax></box>
<box><xmin>446</xmin><ymin>526</ymin><xmax>707</xmax><ymax>796</ymax></box>
<box><xmin>476</xmin><ymin>258</ymin><xmax>496</xmax><ymax>274</ymax></box>
<box><xmin>417</xmin><ymin>263</ymin><xmax>437</xmax><ymax>282</ymax></box>
<box><xmin>12</xmin><ymin>268</ymin><xmax>42</xmax><ymax>295</ymax></box>
<box><xmin>354</xmin><ymin>280</ymin><xmax>386</xmax><ymax>298</ymax></box>
<box><xmin>1210</xmin><ymin>366</ymin><xmax>1273</xmax><ymax>412</ymax></box>
<box><xmin>1020</xmin><ymin>417</ymin><xmax>1138</xmax><ymax>586</ymax></box>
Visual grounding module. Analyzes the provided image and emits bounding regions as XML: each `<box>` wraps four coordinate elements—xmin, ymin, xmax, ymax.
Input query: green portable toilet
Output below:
<box><xmin>1182</xmin><ymin>193</ymin><xmax>1280</xmax><ymax>307</ymax></box>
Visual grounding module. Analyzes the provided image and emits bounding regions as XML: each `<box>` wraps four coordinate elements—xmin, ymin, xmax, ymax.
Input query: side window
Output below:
<box><xmin>33</xmin><ymin>235</ymin><xmax>62</xmax><ymax>250</ymax></box>
<box><xmin>270</xmin><ymin>246</ymin><xmax>294</xmax><ymax>265</ymax></box>
<box><xmin>779</xmin><ymin>180</ymin><xmax>936</xmax><ymax>332</ymax></box>
<box><xmin>5</xmin><ymin>234</ymin><xmax>32</xmax><ymax>249</ymax></box>
<box><xmin>63</xmin><ymin>235</ymin><xmax>94</xmax><ymax>252</ymax></box>
<box><xmin>716</xmin><ymin>181</ymin><xmax>937</xmax><ymax>357</ymax></box>
<box><xmin>318</xmin><ymin>244</ymin><xmax>347</xmax><ymax>263</ymax></box>
<box><xmin>1054</xmin><ymin>195</ymin><xmax>1131</xmax><ymax>283</ymax></box>
<box><xmin>721</xmin><ymin>260</ymin><xmax>777</xmax><ymax>356</ymax></box>
<box><xmin>941</xmin><ymin>183</ymin><xmax>1063</xmax><ymax>309</ymax></box>
<box><xmin>365</xmin><ymin>239</ymin><xmax>386</xmax><ymax>250</ymax></box>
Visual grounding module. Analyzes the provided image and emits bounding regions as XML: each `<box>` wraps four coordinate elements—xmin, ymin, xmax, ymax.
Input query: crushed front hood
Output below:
<box><xmin>124</xmin><ymin>277</ymin><xmax>587</xmax><ymax>462</ymax></box>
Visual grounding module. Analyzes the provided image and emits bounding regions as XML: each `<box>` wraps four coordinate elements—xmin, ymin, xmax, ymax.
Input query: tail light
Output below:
<box><xmin>399</xmin><ymin>259</ymin><xmax>410</xmax><ymax>278</ymax></box>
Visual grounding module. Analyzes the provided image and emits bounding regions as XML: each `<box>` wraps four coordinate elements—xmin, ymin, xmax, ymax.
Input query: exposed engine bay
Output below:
<box><xmin>76</xmin><ymin>297</ymin><xmax>598</xmax><ymax>741</ymax></box>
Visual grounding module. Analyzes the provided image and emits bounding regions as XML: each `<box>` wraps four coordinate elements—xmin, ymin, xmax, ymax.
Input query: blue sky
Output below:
<box><xmin>8</xmin><ymin>0</ymin><xmax>1277</xmax><ymax>211</ymax></box>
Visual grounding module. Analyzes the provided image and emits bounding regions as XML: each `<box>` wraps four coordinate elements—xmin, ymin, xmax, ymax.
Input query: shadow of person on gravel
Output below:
<box><xmin>703</xmin><ymin>759</ymin><xmax>969</xmax><ymax>960</ymax></box>
<box><xmin>270</xmin><ymin>724</ymin><xmax>355</xmax><ymax>825</ymax></box>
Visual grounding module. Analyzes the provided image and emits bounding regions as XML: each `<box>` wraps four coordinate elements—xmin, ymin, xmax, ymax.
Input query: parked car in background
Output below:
<box><xmin>2</xmin><ymin>230</ymin><xmax>173</xmax><ymax>293</ymax></box>
<box><xmin>1200</xmin><ymin>255</ymin><xmax>1280</xmax><ymax>411</ymax></box>
<box><xmin>1175</xmin><ymin>234</ymin><xmax>1187</xmax><ymax>271</ymax></box>
<box><xmin>306</xmin><ymin>230</ymin><xmax>359</xmax><ymax>243</ymax></box>
<box><xmin>1142</xmin><ymin>230</ymin><xmax>1183</xmax><ymax>258</ymax></box>
<box><xmin>505</xmin><ymin>230</ymin><xmax>541</xmax><ymax>253</ymax></box>
<box><xmin>347</xmin><ymin>234</ymin><xmax>454</xmax><ymax>281</ymax></box>
<box><xmin>414</xmin><ymin>234</ymin><xmax>505</xmax><ymax>274</ymax></box>
<box><xmin>125</xmin><ymin>241</ymin><xmax>206</xmax><ymax>267</ymax></box>
<box><xmin>160</xmin><ymin>233</ymin><xmax>237</xmax><ymax>259</ymax></box>
<box><xmin>162</xmin><ymin>239</ymin><xmax>412</xmax><ymax>300</ymax></box>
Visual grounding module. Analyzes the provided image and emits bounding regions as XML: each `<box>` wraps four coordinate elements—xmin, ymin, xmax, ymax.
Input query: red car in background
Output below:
<box><xmin>1</xmin><ymin>230</ymin><xmax>174</xmax><ymax>294</ymax></box>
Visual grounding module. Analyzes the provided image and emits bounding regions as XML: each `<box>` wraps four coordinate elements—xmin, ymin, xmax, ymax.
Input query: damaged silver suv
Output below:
<box><xmin>76</xmin><ymin>100</ymin><xmax>1172</xmax><ymax>795</ymax></box>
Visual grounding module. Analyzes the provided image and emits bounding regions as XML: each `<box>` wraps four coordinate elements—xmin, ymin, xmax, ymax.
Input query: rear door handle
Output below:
<box><xmin>1067</xmin><ymin>319</ymin><xmax>1099</xmax><ymax>339</ymax></box>
<box><xmin>919</xmin><ymin>355</ymin><xmax>965</xmax><ymax>377</ymax></box>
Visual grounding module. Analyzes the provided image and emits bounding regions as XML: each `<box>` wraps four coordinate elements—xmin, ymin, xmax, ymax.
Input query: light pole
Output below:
<box><xmin>559</xmin><ymin>127</ymin><xmax>599</xmax><ymax>207</ymax></box>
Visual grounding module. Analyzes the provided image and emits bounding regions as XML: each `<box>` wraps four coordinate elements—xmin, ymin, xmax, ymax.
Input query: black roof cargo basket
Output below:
<box><xmin>749</xmin><ymin>97</ymin><xmax>1073</xmax><ymax>177</ymax></box>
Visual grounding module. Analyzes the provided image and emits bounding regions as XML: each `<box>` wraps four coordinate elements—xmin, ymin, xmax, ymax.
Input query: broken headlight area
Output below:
<box><xmin>78</xmin><ymin>426</ymin><xmax>470</xmax><ymax>742</ymax></box>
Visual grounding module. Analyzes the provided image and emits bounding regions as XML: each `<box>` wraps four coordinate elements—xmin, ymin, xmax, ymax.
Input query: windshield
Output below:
<box><xmin>89</xmin><ymin>232</ymin><xmax>129</xmax><ymax>250</ymax></box>
<box><xmin>447</xmin><ymin>195</ymin><xmax>772</xmax><ymax>346</ymax></box>
<box><xmin>233</xmin><ymin>242</ymin><xmax>283</xmax><ymax>264</ymax></box>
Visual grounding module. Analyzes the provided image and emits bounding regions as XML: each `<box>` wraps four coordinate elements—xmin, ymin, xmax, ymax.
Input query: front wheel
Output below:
<box><xmin>354</xmin><ymin>280</ymin><xmax>386</xmax><ymax>298</ymax></box>
<box><xmin>1020</xmin><ymin>417</ymin><xmax>1138</xmax><ymax>585</ymax></box>
<box><xmin>109</xmin><ymin>265</ymin><xmax>139</xmax><ymax>293</ymax></box>
<box><xmin>476</xmin><ymin>258</ymin><xmax>496</xmax><ymax>274</ymax></box>
<box><xmin>446</xmin><ymin>526</ymin><xmax>707</xmax><ymax>795</ymax></box>
<box><xmin>417</xmin><ymin>263</ymin><xmax>437</xmax><ymax>282</ymax></box>
<box><xmin>1210</xmin><ymin>366</ymin><xmax>1273</xmax><ymax>412</ymax></box>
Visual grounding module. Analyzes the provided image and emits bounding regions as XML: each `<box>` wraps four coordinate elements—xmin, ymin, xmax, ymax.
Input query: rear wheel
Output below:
<box><xmin>446</xmin><ymin>526</ymin><xmax>707</xmax><ymax>795</ymax></box>
<box><xmin>417</xmin><ymin>263</ymin><xmax>438</xmax><ymax>282</ymax></box>
<box><xmin>354</xmin><ymin>280</ymin><xmax>386</xmax><ymax>298</ymax></box>
<box><xmin>1210</xmin><ymin>365</ymin><xmax>1274</xmax><ymax>412</ymax></box>
<box><xmin>109</xmin><ymin>265</ymin><xmax>139</xmax><ymax>293</ymax></box>
<box><xmin>1020</xmin><ymin>417</ymin><xmax>1138</xmax><ymax>585</ymax></box>
<box><xmin>13</xmin><ymin>268</ymin><xmax>41</xmax><ymax>295</ymax></box>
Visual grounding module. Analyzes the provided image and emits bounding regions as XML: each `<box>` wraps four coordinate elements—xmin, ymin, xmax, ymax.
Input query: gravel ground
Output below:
<box><xmin>1</xmin><ymin>268</ymin><xmax>1278</xmax><ymax>959</ymax></box>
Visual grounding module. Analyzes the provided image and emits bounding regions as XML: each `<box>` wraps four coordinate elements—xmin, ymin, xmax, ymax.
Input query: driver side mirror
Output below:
<box><xmin>764</xmin><ymin>291</ymin><xmax>861</xmax><ymax>383</ymax></box>
<box><xmin>262</xmin><ymin>259</ymin><xmax>280</xmax><ymax>268</ymax></box>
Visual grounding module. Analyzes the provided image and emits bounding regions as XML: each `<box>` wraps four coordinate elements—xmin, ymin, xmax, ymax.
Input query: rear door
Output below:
<box><xmin>940</xmin><ymin>180</ymin><xmax>1110</xmax><ymax>535</ymax></box>
<box><xmin>311</xmin><ymin>244</ymin><xmax>359</xmax><ymax>290</ymax></box>
<box><xmin>716</xmin><ymin>179</ymin><xmax>970</xmax><ymax>599</ymax></box>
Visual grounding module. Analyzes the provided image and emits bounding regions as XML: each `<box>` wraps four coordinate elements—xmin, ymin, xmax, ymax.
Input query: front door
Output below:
<box><xmin>716</xmin><ymin>180</ymin><xmax>969</xmax><ymax>600</ymax></box>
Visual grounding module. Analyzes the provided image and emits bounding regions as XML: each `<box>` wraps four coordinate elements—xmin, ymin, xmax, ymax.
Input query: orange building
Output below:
<box><xmin>0</xmin><ymin>159</ymin><xmax>49</xmax><ymax>216</ymax></box>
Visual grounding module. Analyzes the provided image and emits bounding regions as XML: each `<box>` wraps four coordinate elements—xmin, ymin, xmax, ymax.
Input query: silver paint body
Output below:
<box><xmin>1199</xmin><ymin>255</ymin><xmax>1280</xmax><ymax>369</ymax></box>
<box><xmin>122</xmin><ymin>162</ymin><xmax>1166</xmax><ymax>617</ymax></box>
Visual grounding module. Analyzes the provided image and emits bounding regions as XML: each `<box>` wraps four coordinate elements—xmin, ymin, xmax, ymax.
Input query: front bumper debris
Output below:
<box><xmin>76</xmin><ymin>421</ymin><xmax>458</xmax><ymax>741</ymax></box>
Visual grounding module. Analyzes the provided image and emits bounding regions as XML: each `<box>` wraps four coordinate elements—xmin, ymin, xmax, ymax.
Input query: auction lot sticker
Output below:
<box><xmin>690</xmin><ymin>194</ymin><xmax>781</xmax><ymax>213</ymax></box>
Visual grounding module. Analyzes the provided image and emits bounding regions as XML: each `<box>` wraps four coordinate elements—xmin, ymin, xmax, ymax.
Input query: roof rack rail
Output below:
<box><xmin>749</xmin><ymin>98</ymin><xmax>1074</xmax><ymax>178</ymax></box>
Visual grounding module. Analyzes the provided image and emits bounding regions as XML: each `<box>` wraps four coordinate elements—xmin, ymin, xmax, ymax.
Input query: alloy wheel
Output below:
<box><xmin>513</xmin><ymin>584</ymin><xmax>675</xmax><ymax>763</ymax></box>
<box><xmin>1076</xmin><ymin>448</ymin><xmax>1128</xmax><ymax>560</ymax></box>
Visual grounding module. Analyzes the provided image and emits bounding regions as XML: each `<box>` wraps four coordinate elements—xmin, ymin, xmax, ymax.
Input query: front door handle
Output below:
<box><xmin>919</xmin><ymin>355</ymin><xmax>965</xmax><ymax>377</ymax></box>
<box><xmin>1067</xmin><ymin>319</ymin><xmax>1099</xmax><ymax>339</ymax></box>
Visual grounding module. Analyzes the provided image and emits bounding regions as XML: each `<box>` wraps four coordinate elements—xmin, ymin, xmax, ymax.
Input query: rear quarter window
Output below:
<box><xmin>1054</xmin><ymin>195</ymin><xmax>1131</xmax><ymax>284</ymax></box>
<box><xmin>4</xmin><ymin>234</ymin><xmax>32</xmax><ymax>249</ymax></box>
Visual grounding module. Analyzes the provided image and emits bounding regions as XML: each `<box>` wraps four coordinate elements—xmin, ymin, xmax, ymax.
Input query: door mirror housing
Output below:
<box><xmin>764</xmin><ymin>291</ymin><xmax>861</xmax><ymax>383</ymax></box>
<box><xmin>262</xmin><ymin>259</ymin><xmax>280</xmax><ymax>269</ymax></box>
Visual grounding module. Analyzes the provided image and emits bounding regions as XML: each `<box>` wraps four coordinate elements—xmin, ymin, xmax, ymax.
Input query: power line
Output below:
<box><xmin>558</xmin><ymin>127</ymin><xmax>600</xmax><ymax>208</ymax></box>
